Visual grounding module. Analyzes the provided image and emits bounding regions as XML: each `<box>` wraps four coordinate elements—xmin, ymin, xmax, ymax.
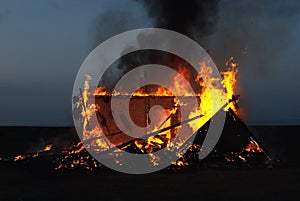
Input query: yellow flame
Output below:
<box><xmin>78</xmin><ymin>58</ymin><xmax>239</xmax><ymax>166</ymax></box>
<box><xmin>188</xmin><ymin>59</ymin><xmax>238</xmax><ymax>132</ymax></box>
<box><xmin>222</xmin><ymin>57</ymin><xmax>239</xmax><ymax>112</ymax></box>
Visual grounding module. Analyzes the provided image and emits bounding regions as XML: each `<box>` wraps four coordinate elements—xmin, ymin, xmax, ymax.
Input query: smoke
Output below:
<box><xmin>89</xmin><ymin>2</ymin><xmax>153</xmax><ymax>50</ymax></box>
<box><xmin>202</xmin><ymin>0</ymin><xmax>300</xmax><ymax>125</ymax></box>
<box><xmin>207</xmin><ymin>0</ymin><xmax>300</xmax><ymax>75</ymax></box>
<box><xmin>91</xmin><ymin>0</ymin><xmax>220</xmax><ymax>48</ymax></box>
<box><xmin>138</xmin><ymin>0</ymin><xmax>219</xmax><ymax>42</ymax></box>
<box><xmin>91</xmin><ymin>0</ymin><xmax>220</xmax><ymax>89</ymax></box>
<box><xmin>88</xmin><ymin>1</ymin><xmax>154</xmax><ymax>88</ymax></box>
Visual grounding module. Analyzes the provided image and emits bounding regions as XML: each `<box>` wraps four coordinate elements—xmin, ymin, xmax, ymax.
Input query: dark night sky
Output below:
<box><xmin>0</xmin><ymin>0</ymin><xmax>300</xmax><ymax>126</ymax></box>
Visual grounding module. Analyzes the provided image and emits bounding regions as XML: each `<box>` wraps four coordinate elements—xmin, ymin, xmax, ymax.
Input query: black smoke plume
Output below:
<box><xmin>137</xmin><ymin>0</ymin><xmax>219</xmax><ymax>40</ymax></box>
<box><xmin>95</xmin><ymin>0</ymin><xmax>220</xmax><ymax>88</ymax></box>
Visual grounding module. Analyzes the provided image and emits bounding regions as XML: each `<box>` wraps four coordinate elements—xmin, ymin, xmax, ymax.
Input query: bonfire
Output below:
<box><xmin>3</xmin><ymin>57</ymin><xmax>271</xmax><ymax>171</ymax></box>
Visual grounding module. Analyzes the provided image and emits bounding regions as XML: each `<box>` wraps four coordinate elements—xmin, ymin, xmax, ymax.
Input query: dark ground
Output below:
<box><xmin>0</xmin><ymin>126</ymin><xmax>299</xmax><ymax>201</ymax></box>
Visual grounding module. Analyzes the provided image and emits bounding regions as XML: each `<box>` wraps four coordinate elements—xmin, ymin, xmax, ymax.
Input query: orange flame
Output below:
<box><xmin>77</xmin><ymin>58</ymin><xmax>239</xmax><ymax>165</ymax></box>
<box><xmin>43</xmin><ymin>144</ymin><xmax>53</xmax><ymax>151</ymax></box>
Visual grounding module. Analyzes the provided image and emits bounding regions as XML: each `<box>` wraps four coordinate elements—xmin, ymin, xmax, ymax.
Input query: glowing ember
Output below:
<box><xmin>43</xmin><ymin>144</ymin><xmax>53</xmax><ymax>151</ymax></box>
<box><xmin>13</xmin><ymin>144</ymin><xmax>53</xmax><ymax>162</ymax></box>
<box><xmin>14</xmin><ymin>155</ymin><xmax>27</xmax><ymax>162</ymax></box>
<box><xmin>245</xmin><ymin>137</ymin><xmax>264</xmax><ymax>153</ymax></box>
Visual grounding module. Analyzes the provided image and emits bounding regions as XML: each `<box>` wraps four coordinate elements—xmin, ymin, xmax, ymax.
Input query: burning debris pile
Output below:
<box><xmin>1</xmin><ymin>58</ymin><xmax>271</xmax><ymax>172</ymax></box>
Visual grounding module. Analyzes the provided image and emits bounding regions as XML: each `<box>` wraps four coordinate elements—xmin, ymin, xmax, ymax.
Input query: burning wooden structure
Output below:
<box><xmin>0</xmin><ymin>58</ymin><xmax>271</xmax><ymax>171</ymax></box>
